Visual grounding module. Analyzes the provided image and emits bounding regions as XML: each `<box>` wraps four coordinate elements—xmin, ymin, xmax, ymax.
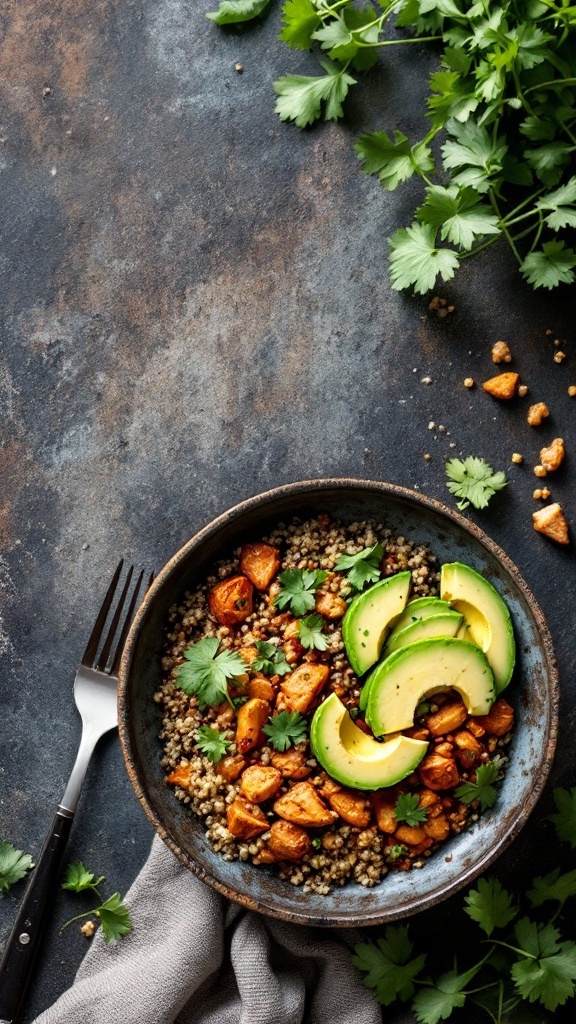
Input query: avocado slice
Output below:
<box><xmin>342</xmin><ymin>571</ymin><xmax>411</xmax><ymax>677</ymax></box>
<box><xmin>387</xmin><ymin>596</ymin><xmax>452</xmax><ymax>639</ymax></box>
<box><xmin>366</xmin><ymin>637</ymin><xmax>495</xmax><ymax>736</ymax></box>
<box><xmin>384</xmin><ymin>610</ymin><xmax>465</xmax><ymax>654</ymax></box>
<box><xmin>310</xmin><ymin>693</ymin><xmax>428</xmax><ymax>790</ymax></box>
<box><xmin>440</xmin><ymin>562</ymin><xmax>515</xmax><ymax>693</ymax></box>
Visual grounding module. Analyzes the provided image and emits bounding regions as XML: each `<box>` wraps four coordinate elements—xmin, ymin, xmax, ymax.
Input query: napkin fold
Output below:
<box><xmin>32</xmin><ymin>835</ymin><xmax>381</xmax><ymax>1024</ymax></box>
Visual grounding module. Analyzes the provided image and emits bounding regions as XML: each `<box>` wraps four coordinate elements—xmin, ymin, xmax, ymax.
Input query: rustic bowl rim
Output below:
<box><xmin>118</xmin><ymin>477</ymin><xmax>559</xmax><ymax>926</ymax></box>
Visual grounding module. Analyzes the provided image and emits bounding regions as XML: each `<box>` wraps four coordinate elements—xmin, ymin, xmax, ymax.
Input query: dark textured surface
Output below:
<box><xmin>0</xmin><ymin>1</ymin><xmax>574</xmax><ymax>1019</ymax></box>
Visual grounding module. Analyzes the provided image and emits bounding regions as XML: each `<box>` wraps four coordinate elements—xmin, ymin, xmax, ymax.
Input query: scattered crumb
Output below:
<box><xmin>518</xmin><ymin>384</ymin><xmax>529</xmax><ymax>397</ymax></box>
<box><xmin>533</xmin><ymin>488</ymin><xmax>551</xmax><ymax>500</ymax></box>
<box><xmin>491</xmin><ymin>340</ymin><xmax>512</xmax><ymax>364</ymax></box>
<box><xmin>235</xmin><ymin>63</ymin><xmax>244</xmax><ymax>73</ymax></box>
<box><xmin>527</xmin><ymin>402</ymin><xmax>549</xmax><ymax>426</ymax></box>
<box><xmin>511</xmin><ymin>453</ymin><xmax>523</xmax><ymax>465</ymax></box>
<box><xmin>438</xmin><ymin>424</ymin><xmax>446</xmax><ymax>432</ymax></box>
<box><xmin>568</xmin><ymin>385</ymin><xmax>576</xmax><ymax>397</ymax></box>
<box><xmin>423</xmin><ymin>453</ymin><xmax>431</xmax><ymax>461</ymax></box>
<box><xmin>540</xmin><ymin>438</ymin><xmax>565</xmax><ymax>473</ymax></box>
<box><xmin>80</xmin><ymin>921</ymin><xmax>96</xmax><ymax>939</ymax></box>
<box><xmin>428</xmin><ymin>421</ymin><xmax>435</xmax><ymax>429</ymax></box>
<box><xmin>482</xmin><ymin>372</ymin><xmax>519</xmax><ymax>400</ymax></box>
<box><xmin>554</xmin><ymin>351</ymin><xmax>566</xmax><ymax>363</ymax></box>
<box><xmin>43</xmin><ymin>85</ymin><xmax>51</xmax><ymax>96</ymax></box>
<box><xmin>428</xmin><ymin>296</ymin><xmax>454</xmax><ymax>317</ymax></box>
<box><xmin>464</xmin><ymin>377</ymin><xmax>474</xmax><ymax>388</ymax></box>
<box><xmin>546</xmin><ymin>329</ymin><xmax>553</xmax><ymax>336</ymax></box>
<box><xmin>421</xmin><ymin>376</ymin><xmax>433</xmax><ymax>384</ymax></box>
<box><xmin>532</xmin><ymin>503</ymin><xmax>570</xmax><ymax>544</ymax></box>
<box><xmin>534</xmin><ymin>465</ymin><xmax>547</xmax><ymax>478</ymax></box>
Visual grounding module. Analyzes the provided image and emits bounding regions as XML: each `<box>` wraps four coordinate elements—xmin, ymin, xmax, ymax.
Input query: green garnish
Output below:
<box><xmin>206</xmin><ymin>0</ymin><xmax>272</xmax><ymax>26</ymax></box>
<box><xmin>387</xmin><ymin>844</ymin><xmax>409</xmax><ymax>862</ymax></box>
<box><xmin>195</xmin><ymin>725</ymin><xmax>231</xmax><ymax>764</ymax></box>
<box><xmin>274</xmin><ymin>569</ymin><xmax>328</xmax><ymax>616</ymax></box>
<box><xmin>445</xmin><ymin>457</ymin><xmax>508</xmax><ymax>511</ymax></box>
<box><xmin>334</xmin><ymin>542</ymin><xmax>383</xmax><ymax>591</ymax></box>
<box><xmin>549</xmin><ymin>787</ymin><xmax>576</xmax><ymax>849</ymax></box>
<box><xmin>0</xmin><ymin>840</ymin><xmax>34</xmax><ymax>896</ymax></box>
<box><xmin>352</xmin><ymin>926</ymin><xmax>427</xmax><ymax>1006</ymax></box>
<box><xmin>252</xmin><ymin>639</ymin><xmax>291</xmax><ymax>676</ymax></box>
<box><xmin>297</xmin><ymin>613</ymin><xmax>329</xmax><ymax>651</ymax></box>
<box><xmin>394</xmin><ymin>793</ymin><xmax>428</xmax><ymax>828</ymax></box>
<box><xmin>174</xmin><ymin>637</ymin><xmax>246</xmax><ymax>709</ymax></box>
<box><xmin>455</xmin><ymin>756</ymin><xmax>506</xmax><ymax>810</ymax></box>
<box><xmin>262</xmin><ymin>710</ymin><xmax>308</xmax><ymax>751</ymax></box>
<box><xmin>61</xmin><ymin>860</ymin><xmax>132</xmax><ymax>943</ymax></box>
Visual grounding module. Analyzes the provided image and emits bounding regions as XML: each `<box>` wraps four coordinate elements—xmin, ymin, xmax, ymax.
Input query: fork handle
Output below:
<box><xmin>0</xmin><ymin>808</ymin><xmax>73</xmax><ymax>1024</ymax></box>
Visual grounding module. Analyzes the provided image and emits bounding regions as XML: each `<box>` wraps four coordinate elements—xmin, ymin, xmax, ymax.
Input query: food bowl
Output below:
<box><xmin>118</xmin><ymin>479</ymin><xmax>558</xmax><ymax>927</ymax></box>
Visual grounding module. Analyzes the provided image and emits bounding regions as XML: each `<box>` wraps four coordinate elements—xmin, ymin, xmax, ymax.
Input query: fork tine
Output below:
<box><xmin>109</xmin><ymin>570</ymin><xmax>152</xmax><ymax>677</ymax></box>
<box><xmin>81</xmin><ymin>560</ymin><xmax>124</xmax><ymax>666</ymax></box>
<box><xmin>95</xmin><ymin>565</ymin><xmax>135</xmax><ymax>671</ymax></box>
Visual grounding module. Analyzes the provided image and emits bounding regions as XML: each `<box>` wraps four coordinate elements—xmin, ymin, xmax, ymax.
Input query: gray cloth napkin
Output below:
<box><xmin>33</xmin><ymin>835</ymin><xmax>381</xmax><ymax>1024</ymax></box>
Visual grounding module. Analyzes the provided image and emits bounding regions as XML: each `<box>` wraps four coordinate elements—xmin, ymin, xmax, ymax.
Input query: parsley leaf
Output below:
<box><xmin>175</xmin><ymin>637</ymin><xmax>246</xmax><ymax>709</ymax></box>
<box><xmin>62</xmin><ymin>861</ymin><xmax>104</xmax><ymax>893</ymax></box>
<box><xmin>528</xmin><ymin>867</ymin><xmax>576</xmax><ymax>910</ymax></box>
<box><xmin>445</xmin><ymin>456</ymin><xmax>507</xmax><ymax>511</ymax></box>
<box><xmin>394</xmin><ymin>793</ymin><xmax>428</xmax><ymax>827</ymax></box>
<box><xmin>252</xmin><ymin>639</ymin><xmax>291</xmax><ymax>676</ymax></box>
<box><xmin>206</xmin><ymin>0</ymin><xmax>271</xmax><ymax>25</ymax></box>
<box><xmin>355</xmin><ymin>131</ymin><xmax>434</xmax><ymax>191</ymax></box>
<box><xmin>389</xmin><ymin>224</ymin><xmax>460</xmax><ymax>295</ymax></box>
<box><xmin>195</xmin><ymin>725</ymin><xmax>231</xmax><ymax>764</ymax></box>
<box><xmin>297</xmin><ymin>612</ymin><xmax>329</xmax><ymax>651</ymax></box>
<box><xmin>536</xmin><ymin>177</ymin><xmax>576</xmax><ymax>230</ymax></box>
<box><xmin>386</xmin><ymin>844</ymin><xmax>409</xmax><ymax>861</ymax></box>
<box><xmin>352</xmin><ymin>926</ymin><xmax>427</xmax><ymax>1005</ymax></box>
<box><xmin>274</xmin><ymin>59</ymin><xmax>356</xmax><ymax>128</ymax></box>
<box><xmin>273</xmin><ymin>568</ymin><xmax>328</xmax><ymax>616</ymax></box>
<box><xmin>455</xmin><ymin>756</ymin><xmax>506</xmax><ymax>809</ymax></box>
<box><xmin>0</xmin><ymin>840</ymin><xmax>33</xmax><ymax>896</ymax></box>
<box><xmin>441</xmin><ymin>120</ymin><xmax>507</xmax><ymax>193</ymax></box>
<box><xmin>279</xmin><ymin>0</ymin><xmax>321</xmax><ymax>51</ymax></box>
<box><xmin>464</xmin><ymin>877</ymin><xmax>518</xmax><ymax>936</ymax></box>
<box><xmin>334</xmin><ymin>542</ymin><xmax>383</xmax><ymax>592</ymax></box>
<box><xmin>549</xmin><ymin>787</ymin><xmax>576</xmax><ymax>848</ymax></box>
<box><xmin>262</xmin><ymin>710</ymin><xmax>308</xmax><ymax>751</ymax></box>
<box><xmin>96</xmin><ymin>892</ymin><xmax>133</xmax><ymax>944</ymax></box>
<box><xmin>510</xmin><ymin>918</ymin><xmax>576</xmax><ymax>1011</ymax></box>
<box><xmin>416</xmin><ymin>185</ymin><xmax>500</xmax><ymax>249</ymax></box>
<box><xmin>520</xmin><ymin>241</ymin><xmax>576</xmax><ymax>290</ymax></box>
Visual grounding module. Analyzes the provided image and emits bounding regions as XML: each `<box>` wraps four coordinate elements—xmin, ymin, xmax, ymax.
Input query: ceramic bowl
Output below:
<box><xmin>118</xmin><ymin>479</ymin><xmax>558</xmax><ymax>927</ymax></box>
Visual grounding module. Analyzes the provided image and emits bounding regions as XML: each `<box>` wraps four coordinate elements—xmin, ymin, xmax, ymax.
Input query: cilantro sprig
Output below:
<box><xmin>252</xmin><ymin>639</ymin><xmax>291</xmax><ymax>676</ymax></box>
<box><xmin>273</xmin><ymin>568</ymin><xmax>328</xmax><ymax>617</ymax></box>
<box><xmin>61</xmin><ymin>861</ymin><xmax>132</xmax><ymax>943</ymax></box>
<box><xmin>334</xmin><ymin>542</ymin><xmax>383</xmax><ymax>592</ymax></box>
<box><xmin>445</xmin><ymin>457</ymin><xmax>508</xmax><ymax>512</ymax></box>
<box><xmin>195</xmin><ymin>725</ymin><xmax>231</xmax><ymax>764</ymax></box>
<box><xmin>394</xmin><ymin>792</ymin><xmax>428</xmax><ymax>827</ymax></box>
<box><xmin>262</xmin><ymin>710</ymin><xmax>308</xmax><ymax>751</ymax></box>
<box><xmin>174</xmin><ymin>637</ymin><xmax>246</xmax><ymax>709</ymax></box>
<box><xmin>297</xmin><ymin>612</ymin><xmax>329</xmax><ymax>651</ymax></box>
<box><xmin>455</xmin><ymin>756</ymin><xmax>506</xmax><ymax>810</ymax></box>
<box><xmin>0</xmin><ymin>840</ymin><xmax>33</xmax><ymax>896</ymax></box>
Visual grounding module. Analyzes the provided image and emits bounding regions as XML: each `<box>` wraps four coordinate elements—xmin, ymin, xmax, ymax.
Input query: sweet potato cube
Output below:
<box><xmin>453</xmin><ymin>730</ymin><xmax>482</xmax><ymax>769</ymax></box>
<box><xmin>274</xmin><ymin>781</ymin><xmax>338</xmax><ymax>827</ymax></box>
<box><xmin>472</xmin><ymin>698</ymin><xmax>514</xmax><ymax>737</ymax></box>
<box><xmin>418</xmin><ymin>753</ymin><xmax>459</xmax><ymax>791</ymax></box>
<box><xmin>315</xmin><ymin>589</ymin><xmax>348</xmax><ymax>620</ymax></box>
<box><xmin>248</xmin><ymin>674</ymin><xmax>276</xmax><ymax>702</ymax></box>
<box><xmin>482</xmin><ymin>372</ymin><xmax>519</xmax><ymax>400</ymax></box>
<box><xmin>280</xmin><ymin>663</ymin><xmax>330</xmax><ymax>714</ymax></box>
<box><xmin>426</xmin><ymin>701</ymin><xmax>467</xmax><ymax>737</ymax></box>
<box><xmin>208</xmin><ymin>575</ymin><xmax>254</xmax><ymax>626</ymax></box>
<box><xmin>533</xmin><ymin>502</ymin><xmax>569</xmax><ymax>544</ymax></box>
<box><xmin>226</xmin><ymin>799</ymin><xmax>269</xmax><ymax>840</ymax></box>
<box><xmin>327</xmin><ymin>788</ymin><xmax>371</xmax><ymax>828</ymax></box>
<box><xmin>217</xmin><ymin>754</ymin><xmax>246</xmax><ymax>783</ymax></box>
<box><xmin>266</xmin><ymin>820</ymin><xmax>312</xmax><ymax>861</ymax></box>
<box><xmin>235</xmin><ymin>697</ymin><xmax>271</xmax><ymax>754</ymax></box>
<box><xmin>372</xmin><ymin>792</ymin><xmax>397</xmax><ymax>834</ymax></box>
<box><xmin>270</xmin><ymin>748</ymin><xmax>311</xmax><ymax>779</ymax></box>
<box><xmin>395</xmin><ymin>824</ymin><xmax>428</xmax><ymax>846</ymax></box>
<box><xmin>423</xmin><ymin>814</ymin><xmax>450</xmax><ymax>841</ymax></box>
<box><xmin>240</xmin><ymin>765</ymin><xmax>283</xmax><ymax>803</ymax></box>
<box><xmin>240</xmin><ymin>542</ymin><xmax>281</xmax><ymax>591</ymax></box>
<box><xmin>166</xmin><ymin>764</ymin><xmax>191</xmax><ymax>789</ymax></box>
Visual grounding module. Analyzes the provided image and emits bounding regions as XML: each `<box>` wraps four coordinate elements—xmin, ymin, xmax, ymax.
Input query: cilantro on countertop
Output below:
<box><xmin>455</xmin><ymin>756</ymin><xmax>506</xmax><ymax>810</ymax></box>
<box><xmin>252</xmin><ymin>639</ymin><xmax>291</xmax><ymax>676</ymax></box>
<box><xmin>549</xmin><ymin>787</ymin><xmax>576</xmax><ymax>849</ymax></box>
<box><xmin>352</xmin><ymin>926</ymin><xmax>427</xmax><ymax>1006</ymax></box>
<box><xmin>195</xmin><ymin>725</ymin><xmax>231</xmax><ymax>764</ymax></box>
<box><xmin>445</xmin><ymin>457</ymin><xmax>508</xmax><ymax>512</ymax></box>
<box><xmin>394</xmin><ymin>792</ymin><xmax>428</xmax><ymax>827</ymax></box>
<box><xmin>297</xmin><ymin>612</ymin><xmax>329</xmax><ymax>651</ymax></box>
<box><xmin>206</xmin><ymin>0</ymin><xmax>272</xmax><ymax>26</ymax></box>
<box><xmin>61</xmin><ymin>860</ymin><xmax>132</xmax><ymax>943</ymax></box>
<box><xmin>334</xmin><ymin>542</ymin><xmax>383</xmax><ymax>592</ymax></box>
<box><xmin>174</xmin><ymin>637</ymin><xmax>246</xmax><ymax>709</ymax></box>
<box><xmin>0</xmin><ymin>840</ymin><xmax>33</xmax><ymax>896</ymax></box>
<box><xmin>262</xmin><ymin>710</ymin><xmax>308</xmax><ymax>751</ymax></box>
<box><xmin>273</xmin><ymin>568</ymin><xmax>328</xmax><ymax>617</ymax></box>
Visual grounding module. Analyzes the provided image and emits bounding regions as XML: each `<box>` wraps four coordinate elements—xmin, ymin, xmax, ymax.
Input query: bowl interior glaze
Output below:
<box><xmin>118</xmin><ymin>479</ymin><xmax>558</xmax><ymax>927</ymax></box>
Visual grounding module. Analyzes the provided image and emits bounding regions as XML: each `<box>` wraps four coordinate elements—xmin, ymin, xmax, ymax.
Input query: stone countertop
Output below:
<box><xmin>0</xmin><ymin>1</ymin><xmax>574</xmax><ymax>1020</ymax></box>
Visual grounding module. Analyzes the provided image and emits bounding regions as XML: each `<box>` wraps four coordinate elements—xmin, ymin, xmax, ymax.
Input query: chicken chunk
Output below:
<box><xmin>266</xmin><ymin>821</ymin><xmax>312</xmax><ymax>862</ymax></box>
<box><xmin>235</xmin><ymin>697</ymin><xmax>271</xmax><ymax>754</ymax></box>
<box><xmin>240</xmin><ymin>542</ymin><xmax>281</xmax><ymax>591</ymax></box>
<box><xmin>423</xmin><ymin>814</ymin><xmax>450</xmax><ymax>841</ymax></box>
<box><xmin>425</xmin><ymin>700</ymin><xmax>467</xmax><ymax>737</ymax></box>
<box><xmin>372</xmin><ymin>791</ymin><xmax>397</xmax><ymax>833</ymax></box>
<box><xmin>248</xmin><ymin>674</ymin><xmax>276</xmax><ymax>702</ymax></box>
<box><xmin>327</xmin><ymin>788</ymin><xmax>372</xmax><ymax>828</ymax></box>
<box><xmin>208</xmin><ymin>575</ymin><xmax>254</xmax><ymax>626</ymax></box>
<box><xmin>270</xmin><ymin>748</ymin><xmax>311</xmax><ymax>780</ymax></box>
<box><xmin>418</xmin><ymin>753</ymin><xmax>459</xmax><ymax>791</ymax></box>
<box><xmin>226</xmin><ymin>799</ymin><xmax>269</xmax><ymax>839</ymax></box>
<box><xmin>280</xmin><ymin>663</ymin><xmax>330</xmax><ymax>714</ymax></box>
<box><xmin>395</xmin><ymin>824</ymin><xmax>429</xmax><ymax>846</ymax></box>
<box><xmin>453</xmin><ymin>730</ymin><xmax>482</xmax><ymax>769</ymax></box>
<box><xmin>314</xmin><ymin>589</ymin><xmax>348</xmax><ymax>620</ymax></box>
<box><xmin>240</xmin><ymin>765</ymin><xmax>283</xmax><ymax>803</ymax></box>
<box><xmin>527</xmin><ymin>401</ymin><xmax>549</xmax><ymax>427</ymax></box>
<box><xmin>217</xmin><ymin>754</ymin><xmax>246</xmax><ymax>783</ymax></box>
<box><xmin>274</xmin><ymin>781</ymin><xmax>338</xmax><ymax>827</ymax></box>
<box><xmin>472</xmin><ymin>698</ymin><xmax>514</xmax><ymax>737</ymax></box>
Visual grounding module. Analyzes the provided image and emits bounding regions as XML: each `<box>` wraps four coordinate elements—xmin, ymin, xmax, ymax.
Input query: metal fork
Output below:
<box><xmin>0</xmin><ymin>561</ymin><xmax>150</xmax><ymax>1024</ymax></box>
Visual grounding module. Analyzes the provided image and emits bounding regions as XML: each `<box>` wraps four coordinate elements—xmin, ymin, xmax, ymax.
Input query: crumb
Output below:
<box><xmin>533</xmin><ymin>488</ymin><xmax>551</xmax><ymax>500</ymax></box>
<box><xmin>423</xmin><ymin>454</ymin><xmax>431</xmax><ymax>461</ymax></box>
<box><xmin>568</xmin><ymin>385</ymin><xmax>576</xmax><ymax>397</ymax></box>
<box><xmin>518</xmin><ymin>384</ymin><xmax>529</xmax><ymax>397</ymax></box>
<box><xmin>421</xmin><ymin>376</ymin><xmax>433</xmax><ymax>385</ymax></box>
<box><xmin>534</xmin><ymin>465</ymin><xmax>547</xmax><ymax>478</ymax></box>
<box><xmin>428</xmin><ymin>421</ymin><xmax>435</xmax><ymax>429</ymax></box>
<box><xmin>491</xmin><ymin>340</ymin><xmax>512</xmax><ymax>364</ymax></box>
<box><xmin>540</xmin><ymin>438</ymin><xmax>565</xmax><ymax>473</ymax></box>
<box><xmin>235</xmin><ymin>63</ymin><xmax>244</xmax><ymax>73</ymax></box>
<box><xmin>438</xmin><ymin>424</ymin><xmax>446</xmax><ymax>432</ymax></box>
<box><xmin>532</xmin><ymin>503</ymin><xmax>569</xmax><ymax>544</ymax></box>
<box><xmin>546</xmin><ymin>329</ymin><xmax>552</xmax><ymax>336</ymax></box>
<box><xmin>527</xmin><ymin>402</ymin><xmax>549</xmax><ymax>426</ymax></box>
<box><xmin>464</xmin><ymin>377</ymin><xmax>474</xmax><ymax>388</ymax></box>
<box><xmin>80</xmin><ymin>920</ymin><xmax>96</xmax><ymax>938</ymax></box>
<box><xmin>554</xmin><ymin>351</ymin><xmax>566</xmax><ymax>363</ymax></box>
<box><xmin>511</xmin><ymin>453</ymin><xmax>523</xmax><ymax>465</ymax></box>
<box><xmin>482</xmin><ymin>372</ymin><xmax>519</xmax><ymax>400</ymax></box>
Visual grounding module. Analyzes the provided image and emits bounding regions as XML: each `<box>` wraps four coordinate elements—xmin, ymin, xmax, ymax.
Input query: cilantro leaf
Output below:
<box><xmin>416</xmin><ymin>185</ymin><xmax>500</xmax><ymax>249</ymax></box>
<box><xmin>445</xmin><ymin>456</ymin><xmax>507</xmax><ymax>511</ymax></box>
<box><xmin>427</xmin><ymin>70</ymin><xmax>479</xmax><ymax>127</ymax></box>
<box><xmin>262</xmin><ymin>710</ymin><xmax>308</xmax><ymax>751</ymax></box>
<box><xmin>549</xmin><ymin>787</ymin><xmax>576</xmax><ymax>848</ymax></box>
<box><xmin>175</xmin><ymin>637</ymin><xmax>247</xmax><ymax>709</ymax></box>
<box><xmin>387</xmin><ymin>844</ymin><xmax>409</xmax><ymax>861</ymax></box>
<box><xmin>464</xmin><ymin>877</ymin><xmax>517</xmax><ymax>936</ymax></box>
<box><xmin>206</xmin><ymin>0</ymin><xmax>272</xmax><ymax>25</ymax></box>
<box><xmin>528</xmin><ymin>868</ymin><xmax>576</xmax><ymax>910</ymax></box>
<box><xmin>96</xmin><ymin>892</ymin><xmax>133</xmax><ymax>944</ymax></box>
<box><xmin>521</xmin><ymin>241</ymin><xmax>576</xmax><ymax>290</ymax></box>
<box><xmin>455</xmin><ymin>756</ymin><xmax>506</xmax><ymax>809</ymax></box>
<box><xmin>441</xmin><ymin>120</ymin><xmax>507</xmax><ymax>193</ymax></box>
<box><xmin>252</xmin><ymin>639</ymin><xmax>291</xmax><ymax>676</ymax></box>
<box><xmin>510</xmin><ymin>918</ymin><xmax>576</xmax><ymax>1011</ymax></box>
<box><xmin>525</xmin><ymin>142</ymin><xmax>572</xmax><ymax>187</ymax></box>
<box><xmin>355</xmin><ymin>131</ymin><xmax>434</xmax><ymax>191</ymax></box>
<box><xmin>273</xmin><ymin>568</ymin><xmax>328</xmax><ymax>616</ymax></box>
<box><xmin>274</xmin><ymin>60</ymin><xmax>356</xmax><ymax>128</ymax></box>
<box><xmin>195</xmin><ymin>725</ymin><xmax>231</xmax><ymax>764</ymax></box>
<box><xmin>334</xmin><ymin>542</ymin><xmax>383</xmax><ymax>591</ymax></box>
<box><xmin>536</xmin><ymin>177</ymin><xmax>576</xmax><ymax>230</ymax></box>
<box><xmin>0</xmin><ymin>840</ymin><xmax>33</xmax><ymax>896</ymax></box>
<box><xmin>389</xmin><ymin>223</ymin><xmax>460</xmax><ymax>295</ymax></box>
<box><xmin>297</xmin><ymin>612</ymin><xmax>329</xmax><ymax>651</ymax></box>
<box><xmin>279</xmin><ymin>0</ymin><xmax>321</xmax><ymax>50</ymax></box>
<box><xmin>352</xmin><ymin>926</ymin><xmax>426</xmax><ymax>1005</ymax></box>
<box><xmin>412</xmin><ymin>960</ymin><xmax>485</xmax><ymax>1024</ymax></box>
<box><xmin>62</xmin><ymin>861</ymin><xmax>104</xmax><ymax>894</ymax></box>
<box><xmin>394</xmin><ymin>792</ymin><xmax>428</xmax><ymax>827</ymax></box>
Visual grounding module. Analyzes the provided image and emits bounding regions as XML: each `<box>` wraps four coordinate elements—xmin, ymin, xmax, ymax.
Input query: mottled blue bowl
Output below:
<box><xmin>119</xmin><ymin>479</ymin><xmax>558</xmax><ymax>927</ymax></box>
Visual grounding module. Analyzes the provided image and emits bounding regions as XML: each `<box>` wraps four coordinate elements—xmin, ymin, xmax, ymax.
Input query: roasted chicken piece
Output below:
<box><xmin>240</xmin><ymin>765</ymin><xmax>283</xmax><ymax>803</ymax></box>
<box><xmin>217</xmin><ymin>754</ymin><xmax>246</xmax><ymax>783</ymax></box>
<box><xmin>453</xmin><ymin>730</ymin><xmax>482</xmax><ymax>769</ymax></box>
<box><xmin>418</xmin><ymin>753</ymin><xmax>459</xmax><ymax>791</ymax></box>
<box><xmin>280</xmin><ymin>663</ymin><xmax>330</xmax><ymax>714</ymax></box>
<box><xmin>240</xmin><ymin>542</ymin><xmax>281</xmax><ymax>591</ymax></box>
<box><xmin>226</xmin><ymin>799</ymin><xmax>269</xmax><ymax>839</ymax></box>
<box><xmin>327</xmin><ymin>788</ymin><xmax>371</xmax><ymax>827</ymax></box>
<box><xmin>270</xmin><ymin>748</ymin><xmax>311</xmax><ymax>780</ymax></box>
<box><xmin>266</xmin><ymin>820</ymin><xmax>312</xmax><ymax>861</ymax></box>
<box><xmin>314</xmin><ymin>589</ymin><xmax>348</xmax><ymax>620</ymax></box>
<box><xmin>372</xmin><ymin>791</ymin><xmax>397</xmax><ymax>834</ymax></box>
<box><xmin>235</xmin><ymin>697</ymin><xmax>271</xmax><ymax>754</ymax></box>
<box><xmin>274</xmin><ymin>781</ymin><xmax>338</xmax><ymax>827</ymax></box>
<box><xmin>426</xmin><ymin>700</ymin><xmax>467</xmax><ymax>737</ymax></box>
<box><xmin>472</xmin><ymin>698</ymin><xmax>514</xmax><ymax>737</ymax></box>
<box><xmin>248</xmin><ymin>674</ymin><xmax>276</xmax><ymax>702</ymax></box>
<box><xmin>208</xmin><ymin>575</ymin><xmax>254</xmax><ymax>626</ymax></box>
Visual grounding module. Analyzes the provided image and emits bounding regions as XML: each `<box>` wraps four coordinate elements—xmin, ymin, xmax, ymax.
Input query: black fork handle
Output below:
<box><xmin>0</xmin><ymin>809</ymin><xmax>73</xmax><ymax>1023</ymax></box>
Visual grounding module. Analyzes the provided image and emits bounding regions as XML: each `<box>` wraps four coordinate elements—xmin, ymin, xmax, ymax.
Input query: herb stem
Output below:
<box><xmin>489</xmin><ymin>192</ymin><xmax>522</xmax><ymax>265</ymax></box>
<box><xmin>524</xmin><ymin>77</ymin><xmax>576</xmax><ymax>96</ymax></box>
<box><xmin>60</xmin><ymin>908</ymin><xmax>96</xmax><ymax>931</ymax></box>
<box><xmin>490</xmin><ymin>939</ymin><xmax>537</xmax><ymax>960</ymax></box>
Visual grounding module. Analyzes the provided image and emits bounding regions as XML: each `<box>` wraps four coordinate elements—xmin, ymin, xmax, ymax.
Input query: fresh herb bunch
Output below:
<box><xmin>61</xmin><ymin>861</ymin><xmax>132</xmax><ymax>943</ymax></box>
<box><xmin>353</xmin><ymin>787</ymin><xmax>576</xmax><ymax>1021</ymax></box>
<box><xmin>445</xmin><ymin>456</ymin><xmax>508</xmax><ymax>510</ymax></box>
<box><xmin>262</xmin><ymin>709</ymin><xmax>309</xmax><ymax>749</ymax></box>
<box><xmin>174</xmin><ymin>636</ymin><xmax>247</xmax><ymax>709</ymax></box>
<box><xmin>208</xmin><ymin>0</ymin><xmax>576</xmax><ymax>292</ymax></box>
<box><xmin>334</xmin><ymin>542</ymin><xmax>384</xmax><ymax>591</ymax></box>
<box><xmin>0</xmin><ymin>840</ymin><xmax>33</xmax><ymax>896</ymax></box>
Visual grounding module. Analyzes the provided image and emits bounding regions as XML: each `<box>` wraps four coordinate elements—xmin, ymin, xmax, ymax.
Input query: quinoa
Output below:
<box><xmin>155</xmin><ymin>515</ymin><xmax>513</xmax><ymax>894</ymax></box>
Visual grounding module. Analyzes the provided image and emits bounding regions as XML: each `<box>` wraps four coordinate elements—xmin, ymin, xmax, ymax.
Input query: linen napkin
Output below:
<box><xmin>32</xmin><ymin>835</ymin><xmax>381</xmax><ymax>1024</ymax></box>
